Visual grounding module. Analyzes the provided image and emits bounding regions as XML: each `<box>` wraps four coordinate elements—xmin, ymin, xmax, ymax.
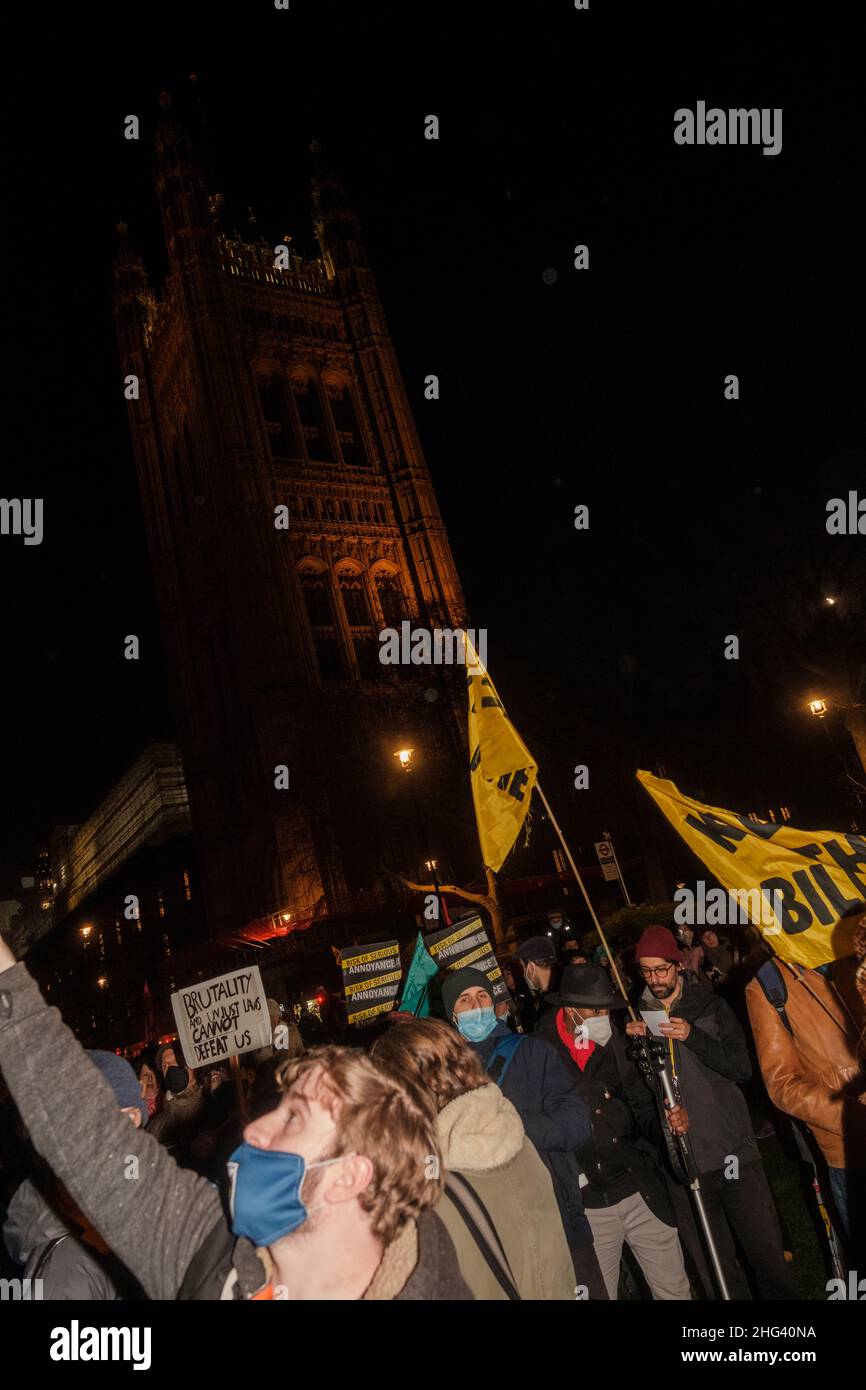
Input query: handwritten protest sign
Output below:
<box><xmin>425</xmin><ymin>915</ymin><xmax>508</xmax><ymax>1000</ymax></box>
<box><xmin>171</xmin><ymin>965</ymin><xmax>271</xmax><ymax>1065</ymax></box>
<box><xmin>341</xmin><ymin>940</ymin><xmax>402</xmax><ymax>1026</ymax></box>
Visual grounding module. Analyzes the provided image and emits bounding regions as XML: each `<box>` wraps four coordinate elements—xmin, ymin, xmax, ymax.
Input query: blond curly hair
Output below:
<box><xmin>276</xmin><ymin>1045</ymin><xmax>443</xmax><ymax>1245</ymax></box>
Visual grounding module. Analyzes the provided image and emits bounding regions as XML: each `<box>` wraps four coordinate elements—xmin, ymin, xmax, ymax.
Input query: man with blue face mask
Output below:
<box><xmin>0</xmin><ymin>935</ymin><xmax>472</xmax><ymax>1302</ymax></box>
<box><xmin>443</xmin><ymin>966</ymin><xmax>609</xmax><ymax>1300</ymax></box>
<box><xmin>535</xmin><ymin>964</ymin><xmax>692</xmax><ymax>1300</ymax></box>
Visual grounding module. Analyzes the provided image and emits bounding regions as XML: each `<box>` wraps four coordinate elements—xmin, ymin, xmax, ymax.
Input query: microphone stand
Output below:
<box><xmin>628</xmin><ymin>1034</ymin><xmax>732</xmax><ymax>1301</ymax></box>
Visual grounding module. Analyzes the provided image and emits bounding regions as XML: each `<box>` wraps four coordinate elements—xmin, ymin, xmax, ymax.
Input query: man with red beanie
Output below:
<box><xmin>627</xmin><ymin>925</ymin><xmax>796</xmax><ymax>1299</ymax></box>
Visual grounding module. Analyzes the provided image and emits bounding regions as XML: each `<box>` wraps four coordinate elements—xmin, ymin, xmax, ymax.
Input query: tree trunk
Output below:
<box><xmin>843</xmin><ymin>706</ymin><xmax>866</xmax><ymax>781</ymax></box>
<box><xmin>485</xmin><ymin>867</ymin><xmax>507</xmax><ymax>947</ymax></box>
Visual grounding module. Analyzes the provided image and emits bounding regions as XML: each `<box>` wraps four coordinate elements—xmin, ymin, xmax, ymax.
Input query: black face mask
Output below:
<box><xmin>165</xmin><ymin>1065</ymin><xmax>189</xmax><ymax>1095</ymax></box>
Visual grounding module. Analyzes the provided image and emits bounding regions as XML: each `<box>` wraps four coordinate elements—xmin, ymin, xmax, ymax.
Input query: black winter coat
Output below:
<box><xmin>535</xmin><ymin>1010</ymin><xmax>676</xmax><ymax>1226</ymax></box>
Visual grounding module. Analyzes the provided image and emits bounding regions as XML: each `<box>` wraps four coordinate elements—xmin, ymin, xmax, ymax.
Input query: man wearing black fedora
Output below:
<box><xmin>536</xmin><ymin>963</ymin><xmax>692</xmax><ymax>1300</ymax></box>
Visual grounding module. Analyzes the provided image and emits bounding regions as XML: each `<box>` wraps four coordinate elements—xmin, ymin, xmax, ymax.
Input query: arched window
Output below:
<box><xmin>328</xmin><ymin>385</ymin><xmax>367</xmax><ymax>467</ymax></box>
<box><xmin>375</xmin><ymin>572</ymin><xmax>405</xmax><ymax>628</ymax></box>
<box><xmin>301</xmin><ymin>572</ymin><xmax>333</xmax><ymax>627</ymax></box>
<box><xmin>338</xmin><ymin>571</ymin><xmax>380</xmax><ymax>679</ymax></box>
<box><xmin>300</xmin><ymin>569</ymin><xmax>344</xmax><ymax>680</ymax></box>
<box><xmin>338</xmin><ymin>572</ymin><xmax>371</xmax><ymax>628</ymax></box>
<box><xmin>292</xmin><ymin>376</ymin><xmax>335</xmax><ymax>462</ymax></box>
<box><xmin>258</xmin><ymin>374</ymin><xmax>299</xmax><ymax>459</ymax></box>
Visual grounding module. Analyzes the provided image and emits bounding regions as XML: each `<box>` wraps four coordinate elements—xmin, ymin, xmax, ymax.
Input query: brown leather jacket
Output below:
<box><xmin>746</xmin><ymin>956</ymin><xmax>866</xmax><ymax>1169</ymax></box>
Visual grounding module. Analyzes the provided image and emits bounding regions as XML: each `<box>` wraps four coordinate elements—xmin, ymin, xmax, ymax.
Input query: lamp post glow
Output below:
<box><xmin>808</xmin><ymin>699</ymin><xmax>828</xmax><ymax>719</ymax></box>
<box><xmin>393</xmin><ymin>746</ymin><xmax>441</xmax><ymax>911</ymax></box>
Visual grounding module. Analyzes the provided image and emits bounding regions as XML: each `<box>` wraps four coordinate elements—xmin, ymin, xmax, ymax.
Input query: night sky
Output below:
<box><xmin>2</xmin><ymin>5</ymin><xmax>863</xmax><ymax>887</ymax></box>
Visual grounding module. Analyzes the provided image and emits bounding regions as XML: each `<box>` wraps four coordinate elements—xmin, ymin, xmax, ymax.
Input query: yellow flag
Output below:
<box><xmin>638</xmin><ymin>770</ymin><xmax>865</xmax><ymax>967</ymax></box>
<box><xmin>467</xmin><ymin>639</ymin><xmax>538</xmax><ymax>872</ymax></box>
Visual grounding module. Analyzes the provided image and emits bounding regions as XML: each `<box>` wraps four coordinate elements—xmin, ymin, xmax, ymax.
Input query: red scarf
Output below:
<box><xmin>556</xmin><ymin>1007</ymin><xmax>596</xmax><ymax>1071</ymax></box>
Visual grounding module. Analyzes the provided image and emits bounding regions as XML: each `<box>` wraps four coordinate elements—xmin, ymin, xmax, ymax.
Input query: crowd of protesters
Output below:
<box><xmin>0</xmin><ymin>906</ymin><xmax>864</xmax><ymax>1301</ymax></box>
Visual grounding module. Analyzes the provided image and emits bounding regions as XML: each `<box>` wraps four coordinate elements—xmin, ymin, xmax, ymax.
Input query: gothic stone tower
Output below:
<box><xmin>113</xmin><ymin>96</ymin><xmax>470</xmax><ymax>938</ymax></box>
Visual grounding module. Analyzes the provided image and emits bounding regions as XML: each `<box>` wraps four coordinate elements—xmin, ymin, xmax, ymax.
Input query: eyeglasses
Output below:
<box><xmin>639</xmin><ymin>963</ymin><xmax>676</xmax><ymax>979</ymax></box>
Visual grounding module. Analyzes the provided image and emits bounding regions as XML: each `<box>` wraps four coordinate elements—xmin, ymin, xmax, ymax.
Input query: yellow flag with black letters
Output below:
<box><xmin>638</xmin><ymin>770</ymin><xmax>866</xmax><ymax>967</ymax></box>
<box><xmin>466</xmin><ymin>638</ymin><xmax>538</xmax><ymax>872</ymax></box>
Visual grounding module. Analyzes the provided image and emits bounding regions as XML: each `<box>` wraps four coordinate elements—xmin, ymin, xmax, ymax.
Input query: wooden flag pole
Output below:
<box><xmin>230</xmin><ymin>1053</ymin><xmax>248</xmax><ymax>1125</ymax></box>
<box><xmin>535</xmin><ymin>781</ymin><xmax>637</xmax><ymax>1022</ymax></box>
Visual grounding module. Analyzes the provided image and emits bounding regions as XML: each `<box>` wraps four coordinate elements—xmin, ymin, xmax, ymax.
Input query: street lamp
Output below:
<box><xmin>80</xmin><ymin>925</ymin><xmax>93</xmax><ymax>941</ymax></box>
<box><xmin>393</xmin><ymin>745</ymin><xmax>440</xmax><ymax>909</ymax></box>
<box><xmin>808</xmin><ymin>699</ymin><xmax>828</xmax><ymax>719</ymax></box>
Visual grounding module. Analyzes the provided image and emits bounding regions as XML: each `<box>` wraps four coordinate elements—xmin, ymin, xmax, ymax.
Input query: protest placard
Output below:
<box><xmin>425</xmin><ymin>915</ymin><xmax>508</xmax><ymax>999</ymax></box>
<box><xmin>171</xmin><ymin>965</ymin><xmax>271</xmax><ymax>1065</ymax></box>
<box><xmin>341</xmin><ymin>939</ymin><xmax>402</xmax><ymax>1025</ymax></box>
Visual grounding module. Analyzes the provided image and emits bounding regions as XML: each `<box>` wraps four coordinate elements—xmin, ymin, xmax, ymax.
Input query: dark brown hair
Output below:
<box><xmin>370</xmin><ymin>1016</ymin><xmax>491</xmax><ymax>1111</ymax></box>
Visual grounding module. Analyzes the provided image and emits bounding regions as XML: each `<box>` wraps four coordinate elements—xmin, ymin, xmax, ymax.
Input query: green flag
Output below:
<box><xmin>399</xmin><ymin>932</ymin><xmax>439</xmax><ymax>1017</ymax></box>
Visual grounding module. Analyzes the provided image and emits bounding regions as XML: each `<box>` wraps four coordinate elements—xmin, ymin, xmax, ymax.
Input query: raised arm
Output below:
<box><xmin>0</xmin><ymin>947</ymin><xmax>224</xmax><ymax>1301</ymax></box>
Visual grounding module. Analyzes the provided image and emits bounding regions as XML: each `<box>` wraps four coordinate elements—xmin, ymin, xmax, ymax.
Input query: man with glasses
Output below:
<box><xmin>627</xmin><ymin>926</ymin><xmax>797</xmax><ymax>1299</ymax></box>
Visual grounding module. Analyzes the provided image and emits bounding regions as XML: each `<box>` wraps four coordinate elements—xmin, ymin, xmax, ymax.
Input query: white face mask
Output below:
<box><xmin>571</xmin><ymin>1011</ymin><xmax>611</xmax><ymax>1047</ymax></box>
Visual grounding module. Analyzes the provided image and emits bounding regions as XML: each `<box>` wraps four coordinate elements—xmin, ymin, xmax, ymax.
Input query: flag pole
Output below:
<box><xmin>534</xmin><ymin>781</ymin><xmax>637</xmax><ymax>1022</ymax></box>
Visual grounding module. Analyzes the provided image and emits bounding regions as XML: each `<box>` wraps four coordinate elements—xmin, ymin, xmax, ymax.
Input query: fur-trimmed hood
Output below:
<box><xmin>436</xmin><ymin>1084</ymin><xmax>524</xmax><ymax>1173</ymax></box>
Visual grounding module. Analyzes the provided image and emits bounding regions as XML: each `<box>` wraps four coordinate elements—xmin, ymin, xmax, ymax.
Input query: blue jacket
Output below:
<box><xmin>468</xmin><ymin>1021</ymin><xmax>594</xmax><ymax>1250</ymax></box>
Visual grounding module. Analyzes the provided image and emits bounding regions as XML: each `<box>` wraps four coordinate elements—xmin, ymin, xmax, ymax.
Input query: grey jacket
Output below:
<box><xmin>3</xmin><ymin>1179</ymin><xmax>121</xmax><ymax>1299</ymax></box>
<box><xmin>0</xmin><ymin>962</ymin><xmax>470</xmax><ymax>1301</ymax></box>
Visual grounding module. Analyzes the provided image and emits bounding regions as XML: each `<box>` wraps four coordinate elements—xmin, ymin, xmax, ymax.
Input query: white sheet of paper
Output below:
<box><xmin>640</xmin><ymin>1009</ymin><xmax>669</xmax><ymax>1037</ymax></box>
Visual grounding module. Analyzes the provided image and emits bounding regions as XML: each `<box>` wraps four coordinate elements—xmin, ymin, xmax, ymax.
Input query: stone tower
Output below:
<box><xmin>113</xmin><ymin>96</ymin><xmax>471</xmax><ymax>939</ymax></box>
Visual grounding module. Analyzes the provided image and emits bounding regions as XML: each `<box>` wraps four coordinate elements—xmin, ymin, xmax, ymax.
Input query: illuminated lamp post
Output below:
<box><xmin>393</xmin><ymin>746</ymin><xmax>441</xmax><ymax>912</ymax></box>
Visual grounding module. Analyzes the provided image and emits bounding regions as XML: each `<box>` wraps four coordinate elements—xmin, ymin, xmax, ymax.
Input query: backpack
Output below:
<box><xmin>484</xmin><ymin>1032</ymin><xmax>526</xmax><ymax>1086</ymax></box>
<box><xmin>754</xmin><ymin>958</ymin><xmax>821</xmax><ymax>1166</ymax></box>
<box><xmin>755</xmin><ymin>958</ymin><xmax>792</xmax><ymax>1032</ymax></box>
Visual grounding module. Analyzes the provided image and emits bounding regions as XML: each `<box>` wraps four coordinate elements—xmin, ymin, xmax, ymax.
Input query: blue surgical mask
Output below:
<box><xmin>456</xmin><ymin>1006</ymin><xmax>498</xmax><ymax>1042</ymax></box>
<box><xmin>227</xmin><ymin>1142</ymin><xmax>349</xmax><ymax>1248</ymax></box>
